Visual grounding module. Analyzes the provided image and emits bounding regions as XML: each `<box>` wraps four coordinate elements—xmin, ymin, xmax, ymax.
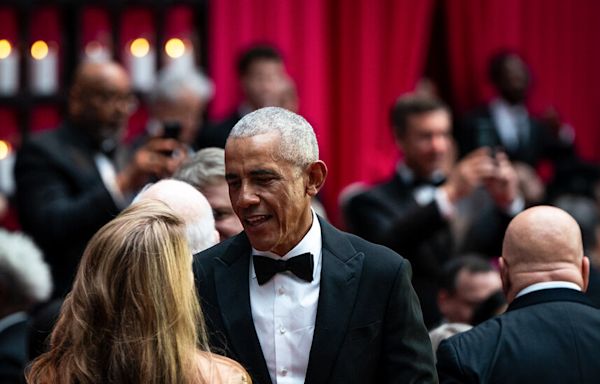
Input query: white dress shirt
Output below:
<box><xmin>490</xmin><ymin>98</ymin><xmax>530</xmax><ymax>152</ymax></box>
<box><xmin>515</xmin><ymin>281</ymin><xmax>582</xmax><ymax>299</ymax></box>
<box><xmin>250</xmin><ymin>210</ymin><xmax>322</xmax><ymax>384</ymax></box>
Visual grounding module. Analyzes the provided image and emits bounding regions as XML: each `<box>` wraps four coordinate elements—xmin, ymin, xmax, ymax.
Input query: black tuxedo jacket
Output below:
<box><xmin>193</xmin><ymin>217</ymin><xmax>437</xmax><ymax>384</ymax></box>
<box><xmin>436</xmin><ymin>288</ymin><xmax>600</xmax><ymax>383</ymax></box>
<box><xmin>343</xmin><ymin>173</ymin><xmax>510</xmax><ymax>328</ymax></box>
<box><xmin>15</xmin><ymin>123</ymin><xmax>121</xmax><ymax>296</ymax></box>
<box><xmin>195</xmin><ymin>111</ymin><xmax>242</xmax><ymax>149</ymax></box>
<box><xmin>0</xmin><ymin>316</ymin><xmax>29</xmax><ymax>384</ymax></box>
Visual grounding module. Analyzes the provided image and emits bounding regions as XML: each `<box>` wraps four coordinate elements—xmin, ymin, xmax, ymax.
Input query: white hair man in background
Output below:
<box><xmin>135</xmin><ymin>179</ymin><xmax>219</xmax><ymax>253</ymax></box>
<box><xmin>0</xmin><ymin>229</ymin><xmax>52</xmax><ymax>382</ymax></box>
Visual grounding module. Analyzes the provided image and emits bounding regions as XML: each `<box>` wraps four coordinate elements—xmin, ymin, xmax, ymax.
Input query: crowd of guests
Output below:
<box><xmin>1</xmin><ymin>43</ymin><xmax>600</xmax><ymax>383</ymax></box>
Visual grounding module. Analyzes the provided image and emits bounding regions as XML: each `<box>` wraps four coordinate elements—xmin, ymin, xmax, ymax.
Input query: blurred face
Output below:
<box><xmin>72</xmin><ymin>64</ymin><xmax>134</xmax><ymax>145</ymax></box>
<box><xmin>398</xmin><ymin>109</ymin><xmax>452</xmax><ymax>179</ymax></box>
<box><xmin>496</xmin><ymin>55</ymin><xmax>529</xmax><ymax>105</ymax></box>
<box><xmin>201</xmin><ymin>179</ymin><xmax>243</xmax><ymax>241</ymax></box>
<box><xmin>154</xmin><ymin>89</ymin><xmax>206</xmax><ymax>145</ymax></box>
<box><xmin>225</xmin><ymin>132</ymin><xmax>314</xmax><ymax>255</ymax></box>
<box><xmin>441</xmin><ymin>270</ymin><xmax>502</xmax><ymax>324</ymax></box>
<box><xmin>242</xmin><ymin>59</ymin><xmax>286</xmax><ymax>109</ymax></box>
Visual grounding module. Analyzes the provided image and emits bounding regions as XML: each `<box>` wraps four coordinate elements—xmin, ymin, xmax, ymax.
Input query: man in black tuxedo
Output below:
<box><xmin>436</xmin><ymin>206</ymin><xmax>600</xmax><ymax>383</ymax></box>
<box><xmin>15</xmin><ymin>61</ymin><xmax>187</xmax><ymax>297</ymax></box>
<box><xmin>196</xmin><ymin>44</ymin><xmax>288</xmax><ymax>149</ymax></box>
<box><xmin>459</xmin><ymin>51</ymin><xmax>574</xmax><ymax>167</ymax></box>
<box><xmin>343</xmin><ymin>96</ymin><xmax>522</xmax><ymax>328</ymax></box>
<box><xmin>193</xmin><ymin>107</ymin><xmax>436</xmax><ymax>384</ymax></box>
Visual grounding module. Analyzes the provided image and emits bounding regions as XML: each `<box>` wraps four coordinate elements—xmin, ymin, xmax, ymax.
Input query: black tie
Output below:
<box><xmin>253</xmin><ymin>253</ymin><xmax>314</xmax><ymax>285</ymax></box>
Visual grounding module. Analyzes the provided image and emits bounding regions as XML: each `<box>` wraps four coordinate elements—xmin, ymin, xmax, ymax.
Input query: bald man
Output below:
<box><xmin>436</xmin><ymin>206</ymin><xmax>600</xmax><ymax>383</ymax></box>
<box><xmin>134</xmin><ymin>179</ymin><xmax>218</xmax><ymax>253</ymax></box>
<box><xmin>15</xmin><ymin>60</ymin><xmax>187</xmax><ymax>297</ymax></box>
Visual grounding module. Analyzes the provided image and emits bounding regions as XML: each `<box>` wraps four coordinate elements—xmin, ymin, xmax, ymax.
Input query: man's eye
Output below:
<box><xmin>256</xmin><ymin>177</ymin><xmax>274</xmax><ymax>185</ymax></box>
<box><xmin>227</xmin><ymin>180</ymin><xmax>241</xmax><ymax>190</ymax></box>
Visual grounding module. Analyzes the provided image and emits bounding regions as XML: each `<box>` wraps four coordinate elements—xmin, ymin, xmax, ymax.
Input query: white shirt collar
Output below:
<box><xmin>516</xmin><ymin>281</ymin><xmax>582</xmax><ymax>298</ymax></box>
<box><xmin>251</xmin><ymin>209</ymin><xmax>322</xmax><ymax>280</ymax></box>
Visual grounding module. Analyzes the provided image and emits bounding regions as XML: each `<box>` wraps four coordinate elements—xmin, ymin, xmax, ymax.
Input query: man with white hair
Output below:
<box><xmin>146</xmin><ymin>64</ymin><xmax>214</xmax><ymax>148</ymax></box>
<box><xmin>194</xmin><ymin>107</ymin><xmax>436</xmax><ymax>384</ymax></box>
<box><xmin>135</xmin><ymin>179</ymin><xmax>218</xmax><ymax>253</ymax></box>
<box><xmin>0</xmin><ymin>229</ymin><xmax>52</xmax><ymax>382</ymax></box>
<box><xmin>437</xmin><ymin>206</ymin><xmax>600</xmax><ymax>383</ymax></box>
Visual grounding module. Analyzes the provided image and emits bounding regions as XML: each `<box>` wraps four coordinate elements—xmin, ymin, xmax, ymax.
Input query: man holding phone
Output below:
<box><xmin>344</xmin><ymin>95</ymin><xmax>523</xmax><ymax>328</ymax></box>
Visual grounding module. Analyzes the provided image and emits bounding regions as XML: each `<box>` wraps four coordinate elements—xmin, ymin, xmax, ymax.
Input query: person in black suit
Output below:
<box><xmin>343</xmin><ymin>95</ymin><xmax>522</xmax><ymax>328</ymax></box>
<box><xmin>196</xmin><ymin>44</ymin><xmax>288</xmax><ymax>149</ymax></box>
<box><xmin>436</xmin><ymin>206</ymin><xmax>600</xmax><ymax>383</ymax></box>
<box><xmin>193</xmin><ymin>107</ymin><xmax>436</xmax><ymax>384</ymax></box>
<box><xmin>459</xmin><ymin>51</ymin><xmax>574</xmax><ymax>167</ymax></box>
<box><xmin>15</xmin><ymin>60</ymin><xmax>188</xmax><ymax>297</ymax></box>
<box><xmin>0</xmin><ymin>229</ymin><xmax>52</xmax><ymax>384</ymax></box>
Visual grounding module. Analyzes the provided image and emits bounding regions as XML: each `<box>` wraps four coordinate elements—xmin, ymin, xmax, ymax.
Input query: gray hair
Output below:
<box><xmin>0</xmin><ymin>229</ymin><xmax>52</xmax><ymax>306</ymax></box>
<box><xmin>229</xmin><ymin>107</ymin><xmax>319</xmax><ymax>167</ymax></box>
<box><xmin>148</xmin><ymin>65</ymin><xmax>214</xmax><ymax>105</ymax></box>
<box><xmin>173</xmin><ymin>148</ymin><xmax>225</xmax><ymax>190</ymax></box>
<box><xmin>134</xmin><ymin>179</ymin><xmax>217</xmax><ymax>253</ymax></box>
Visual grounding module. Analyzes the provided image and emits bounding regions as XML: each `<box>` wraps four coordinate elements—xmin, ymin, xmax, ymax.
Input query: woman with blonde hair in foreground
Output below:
<box><xmin>26</xmin><ymin>200</ymin><xmax>250</xmax><ymax>384</ymax></box>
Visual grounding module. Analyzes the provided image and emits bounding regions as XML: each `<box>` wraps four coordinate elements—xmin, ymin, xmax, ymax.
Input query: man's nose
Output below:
<box><xmin>236</xmin><ymin>183</ymin><xmax>260</xmax><ymax>208</ymax></box>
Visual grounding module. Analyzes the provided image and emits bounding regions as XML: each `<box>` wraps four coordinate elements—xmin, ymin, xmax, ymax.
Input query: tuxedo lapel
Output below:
<box><xmin>213</xmin><ymin>234</ymin><xmax>272</xmax><ymax>384</ymax></box>
<box><xmin>304</xmin><ymin>218</ymin><xmax>364</xmax><ymax>384</ymax></box>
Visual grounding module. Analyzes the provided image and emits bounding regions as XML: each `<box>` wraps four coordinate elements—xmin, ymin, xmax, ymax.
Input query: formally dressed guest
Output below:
<box><xmin>196</xmin><ymin>44</ymin><xmax>288</xmax><ymax>149</ymax></box>
<box><xmin>343</xmin><ymin>95</ymin><xmax>522</xmax><ymax>327</ymax></box>
<box><xmin>15</xmin><ymin>60</ymin><xmax>187</xmax><ymax>297</ymax></box>
<box><xmin>437</xmin><ymin>206</ymin><xmax>600</xmax><ymax>383</ymax></box>
<box><xmin>134</xmin><ymin>179</ymin><xmax>219</xmax><ymax>252</ymax></box>
<box><xmin>459</xmin><ymin>51</ymin><xmax>574</xmax><ymax>167</ymax></box>
<box><xmin>26</xmin><ymin>201</ymin><xmax>250</xmax><ymax>384</ymax></box>
<box><xmin>174</xmin><ymin>148</ymin><xmax>244</xmax><ymax>241</ymax></box>
<box><xmin>193</xmin><ymin>107</ymin><xmax>436</xmax><ymax>384</ymax></box>
<box><xmin>144</xmin><ymin>64</ymin><xmax>214</xmax><ymax>149</ymax></box>
<box><xmin>0</xmin><ymin>230</ymin><xmax>52</xmax><ymax>384</ymax></box>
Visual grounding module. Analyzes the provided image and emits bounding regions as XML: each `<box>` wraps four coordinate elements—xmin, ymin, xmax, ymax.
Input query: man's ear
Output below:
<box><xmin>499</xmin><ymin>257</ymin><xmax>510</xmax><ymax>298</ymax></box>
<box><xmin>305</xmin><ymin>160</ymin><xmax>327</xmax><ymax>197</ymax></box>
<box><xmin>582</xmin><ymin>255</ymin><xmax>590</xmax><ymax>292</ymax></box>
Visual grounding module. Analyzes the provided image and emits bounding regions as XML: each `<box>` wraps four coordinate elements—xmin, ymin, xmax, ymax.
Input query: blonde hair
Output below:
<box><xmin>27</xmin><ymin>200</ymin><xmax>209</xmax><ymax>384</ymax></box>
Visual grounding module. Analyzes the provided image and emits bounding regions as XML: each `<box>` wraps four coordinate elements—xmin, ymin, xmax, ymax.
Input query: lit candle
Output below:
<box><xmin>127</xmin><ymin>37</ymin><xmax>155</xmax><ymax>92</ymax></box>
<box><xmin>29</xmin><ymin>40</ymin><xmax>58</xmax><ymax>95</ymax></box>
<box><xmin>0</xmin><ymin>39</ymin><xmax>18</xmax><ymax>95</ymax></box>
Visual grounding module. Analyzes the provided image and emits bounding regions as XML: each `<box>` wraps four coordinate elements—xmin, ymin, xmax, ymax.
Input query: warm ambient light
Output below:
<box><xmin>165</xmin><ymin>38</ymin><xmax>186</xmax><ymax>58</ymax></box>
<box><xmin>0</xmin><ymin>40</ymin><xmax>11</xmax><ymax>59</ymax></box>
<box><xmin>31</xmin><ymin>40</ymin><xmax>49</xmax><ymax>60</ymax></box>
<box><xmin>130</xmin><ymin>38</ymin><xmax>150</xmax><ymax>58</ymax></box>
<box><xmin>0</xmin><ymin>140</ymin><xmax>11</xmax><ymax>160</ymax></box>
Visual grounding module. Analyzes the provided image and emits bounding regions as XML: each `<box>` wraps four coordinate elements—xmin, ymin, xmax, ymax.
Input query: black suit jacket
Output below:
<box><xmin>459</xmin><ymin>104</ymin><xmax>574</xmax><ymax>167</ymax></box>
<box><xmin>193</xmin><ymin>217</ymin><xmax>437</xmax><ymax>384</ymax></box>
<box><xmin>0</xmin><ymin>316</ymin><xmax>29</xmax><ymax>384</ymax></box>
<box><xmin>195</xmin><ymin>111</ymin><xmax>243</xmax><ymax>149</ymax></box>
<box><xmin>343</xmin><ymin>173</ymin><xmax>510</xmax><ymax>328</ymax></box>
<box><xmin>436</xmin><ymin>288</ymin><xmax>600</xmax><ymax>383</ymax></box>
<box><xmin>15</xmin><ymin>123</ymin><xmax>121</xmax><ymax>296</ymax></box>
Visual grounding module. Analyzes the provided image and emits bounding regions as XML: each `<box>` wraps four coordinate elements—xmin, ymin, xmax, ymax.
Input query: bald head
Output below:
<box><xmin>69</xmin><ymin>61</ymin><xmax>133</xmax><ymax>146</ymax></box>
<box><xmin>135</xmin><ymin>179</ymin><xmax>218</xmax><ymax>253</ymax></box>
<box><xmin>501</xmin><ymin>206</ymin><xmax>589</xmax><ymax>301</ymax></box>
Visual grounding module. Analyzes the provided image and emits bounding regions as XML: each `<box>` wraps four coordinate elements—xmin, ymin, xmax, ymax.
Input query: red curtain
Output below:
<box><xmin>208</xmin><ymin>0</ymin><xmax>435</xmax><ymax>223</ymax></box>
<box><xmin>444</xmin><ymin>0</ymin><xmax>600</xmax><ymax>162</ymax></box>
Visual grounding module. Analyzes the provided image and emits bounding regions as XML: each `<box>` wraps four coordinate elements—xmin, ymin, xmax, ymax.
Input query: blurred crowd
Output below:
<box><xmin>1</xmin><ymin>44</ymin><xmax>600</xmax><ymax>383</ymax></box>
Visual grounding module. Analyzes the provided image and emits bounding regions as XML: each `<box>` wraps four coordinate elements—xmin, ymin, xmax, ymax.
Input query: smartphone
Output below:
<box><xmin>162</xmin><ymin>121</ymin><xmax>182</xmax><ymax>140</ymax></box>
<box><xmin>476</xmin><ymin>120</ymin><xmax>499</xmax><ymax>160</ymax></box>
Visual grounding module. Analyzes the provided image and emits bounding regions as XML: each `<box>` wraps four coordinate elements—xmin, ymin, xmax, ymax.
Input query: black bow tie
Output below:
<box><xmin>253</xmin><ymin>253</ymin><xmax>314</xmax><ymax>285</ymax></box>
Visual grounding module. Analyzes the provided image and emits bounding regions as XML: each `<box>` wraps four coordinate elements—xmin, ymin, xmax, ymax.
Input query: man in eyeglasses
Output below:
<box><xmin>15</xmin><ymin>60</ymin><xmax>187</xmax><ymax>297</ymax></box>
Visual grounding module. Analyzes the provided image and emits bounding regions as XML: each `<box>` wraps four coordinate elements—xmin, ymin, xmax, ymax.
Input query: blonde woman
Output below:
<box><xmin>26</xmin><ymin>200</ymin><xmax>250</xmax><ymax>384</ymax></box>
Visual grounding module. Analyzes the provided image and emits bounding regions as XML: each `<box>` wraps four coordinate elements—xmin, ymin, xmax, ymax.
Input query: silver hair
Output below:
<box><xmin>229</xmin><ymin>107</ymin><xmax>319</xmax><ymax>167</ymax></box>
<box><xmin>148</xmin><ymin>64</ymin><xmax>214</xmax><ymax>105</ymax></box>
<box><xmin>173</xmin><ymin>148</ymin><xmax>225</xmax><ymax>190</ymax></box>
<box><xmin>134</xmin><ymin>179</ymin><xmax>217</xmax><ymax>253</ymax></box>
<box><xmin>0</xmin><ymin>229</ymin><xmax>53</xmax><ymax>304</ymax></box>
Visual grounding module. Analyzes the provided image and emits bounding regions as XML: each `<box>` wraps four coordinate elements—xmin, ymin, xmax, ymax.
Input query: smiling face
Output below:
<box><xmin>225</xmin><ymin>132</ymin><xmax>315</xmax><ymax>255</ymax></box>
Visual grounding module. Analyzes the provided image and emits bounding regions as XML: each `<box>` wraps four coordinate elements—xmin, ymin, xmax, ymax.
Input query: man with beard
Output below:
<box><xmin>15</xmin><ymin>60</ymin><xmax>187</xmax><ymax>297</ymax></box>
